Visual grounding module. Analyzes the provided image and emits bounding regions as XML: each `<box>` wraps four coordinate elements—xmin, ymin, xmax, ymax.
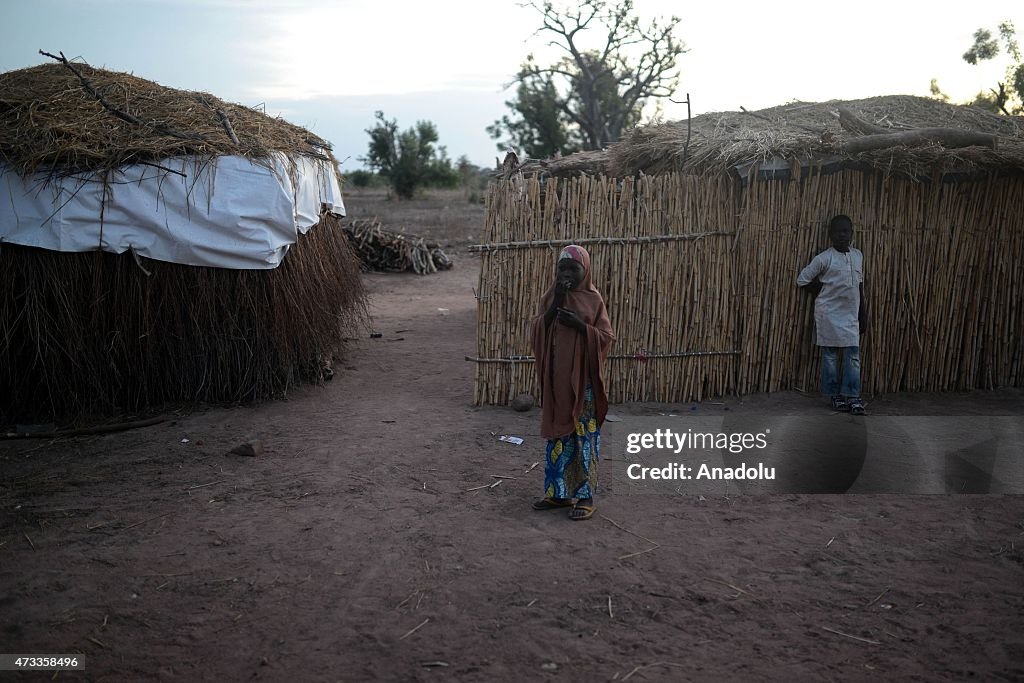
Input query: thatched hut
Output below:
<box><xmin>0</xmin><ymin>57</ymin><xmax>366</xmax><ymax>423</ymax></box>
<box><xmin>471</xmin><ymin>95</ymin><xmax>1024</xmax><ymax>405</ymax></box>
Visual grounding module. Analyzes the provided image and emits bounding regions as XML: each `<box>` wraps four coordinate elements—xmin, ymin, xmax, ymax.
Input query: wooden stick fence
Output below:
<box><xmin>472</xmin><ymin>170</ymin><xmax>1024</xmax><ymax>405</ymax></box>
<box><xmin>468</xmin><ymin>232</ymin><xmax>734</xmax><ymax>252</ymax></box>
<box><xmin>467</xmin><ymin>350</ymin><xmax>741</xmax><ymax>363</ymax></box>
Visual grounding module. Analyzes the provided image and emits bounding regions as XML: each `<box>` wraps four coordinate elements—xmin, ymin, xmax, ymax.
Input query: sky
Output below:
<box><xmin>2</xmin><ymin>0</ymin><xmax>1022</xmax><ymax>171</ymax></box>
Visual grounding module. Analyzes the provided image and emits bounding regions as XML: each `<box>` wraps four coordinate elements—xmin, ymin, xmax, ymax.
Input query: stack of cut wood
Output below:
<box><xmin>343</xmin><ymin>218</ymin><xmax>453</xmax><ymax>275</ymax></box>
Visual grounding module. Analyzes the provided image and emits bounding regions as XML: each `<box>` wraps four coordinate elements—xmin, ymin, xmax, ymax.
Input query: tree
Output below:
<box><xmin>344</xmin><ymin>169</ymin><xmax>383</xmax><ymax>188</ymax></box>
<box><xmin>486</xmin><ymin>71</ymin><xmax>580</xmax><ymax>159</ymax></box>
<box><xmin>489</xmin><ymin>0</ymin><xmax>686</xmax><ymax>157</ymax></box>
<box><xmin>963</xmin><ymin>22</ymin><xmax>1023</xmax><ymax>114</ymax></box>
<box><xmin>455</xmin><ymin>155</ymin><xmax>490</xmax><ymax>204</ymax></box>
<box><xmin>933</xmin><ymin>22</ymin><xmax>1024</xmax><ymax>114</ymax></box>
<box><xmin>929</xmin><ymin>78</ymin><xmax>950</xmax><ymax>103</ymax></box>
<box><xmin>362</xmin><ymin>111</ymin><xmax>459</xmax><ymax>199</ymax></box>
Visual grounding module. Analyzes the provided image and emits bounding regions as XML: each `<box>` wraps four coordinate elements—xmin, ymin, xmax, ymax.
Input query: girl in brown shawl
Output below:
<box><xmin>530</xmin><ymin>245</ymin><xmax>614</xmax><ymax>520</ymax></box>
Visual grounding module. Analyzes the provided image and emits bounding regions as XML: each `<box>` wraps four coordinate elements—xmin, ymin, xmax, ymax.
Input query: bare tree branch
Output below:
<box><xmin>497</xmin><ymin>0</ymin><xmax>686</xmax><ymax>153</ymax></box>
<box><xmin>40</xmin><ymin>50</ymin><xmax>208</xmax><ymax>143</ymax></box>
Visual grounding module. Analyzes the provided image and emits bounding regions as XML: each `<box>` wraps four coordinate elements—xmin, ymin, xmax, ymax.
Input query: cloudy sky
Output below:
<box><xmin>2</xmin><ymin>0</ymin><xmax>1021</xmax><ymax>170</ymax></box>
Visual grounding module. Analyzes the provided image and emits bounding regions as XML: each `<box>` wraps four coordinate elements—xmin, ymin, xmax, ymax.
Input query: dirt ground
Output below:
<box><xmin>2</xmin><ymin>191</ymin><xmax>1024</xmax><ymax>682</ymax></box>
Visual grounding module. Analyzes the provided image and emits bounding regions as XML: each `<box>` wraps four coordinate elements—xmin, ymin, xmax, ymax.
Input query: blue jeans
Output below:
<box><xmin>821</xmin><ymin>346</ymin><xmax>861</xmax><ymax>397</ymax></box>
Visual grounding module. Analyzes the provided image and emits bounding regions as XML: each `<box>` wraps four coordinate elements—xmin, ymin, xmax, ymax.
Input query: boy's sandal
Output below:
<box><xmin>830</xmin><ymin>395</ymin><xmax>850</xmax><ymax>412</ymax></box>
<box><xmin>848</xmin><ymin>398</ymin><xmax>866</xmax><ymax>415</ymax></box>
<box><xmin>569</xmin><ymin>504</ymin><xmax>595</xmax><ymax>521</ymax></box>
<box><xmin>532</xmin><ymin>497</ymin><xmax>575</xmax><ymax>510</ymax></box>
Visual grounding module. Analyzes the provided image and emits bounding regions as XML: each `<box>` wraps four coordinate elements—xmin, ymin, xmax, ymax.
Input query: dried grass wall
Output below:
<box><xmin>1</xmin><ymin>214</ymin><xmax>367</xmax><ymax>423</ymax></box>
<box><xmin>474</xmin><ymin>174</ymin><xmax>740</xmax><ymax>405</ymax></box>
<box><xmin>473</xmin><ymin>170</ymin><xmax>1024</xmax><ymax>405</ymax></box>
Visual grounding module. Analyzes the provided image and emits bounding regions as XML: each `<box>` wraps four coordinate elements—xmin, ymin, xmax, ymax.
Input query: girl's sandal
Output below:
<box><xmin>532</xmin><ymin>497</ymin><xmax>575</xmax><ymax>510</ymax></box>
<box><xmin>569</xmin><ymin>504</ymin><xmax>595</xmax><ymax>521</ymax></box>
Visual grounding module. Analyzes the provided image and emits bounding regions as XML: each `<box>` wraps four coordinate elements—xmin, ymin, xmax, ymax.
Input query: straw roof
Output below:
<box><xmin>527</xmin><ymin>95</ymin><xmax>1024</xmax><ymax>179</ymax></box>
<box><xmin>0</xmin><ymin>57</ymin><xmax>333</xmax><ymax>178</ymax></box>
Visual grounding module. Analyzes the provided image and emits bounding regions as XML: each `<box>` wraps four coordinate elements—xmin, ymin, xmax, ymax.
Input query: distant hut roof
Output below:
<box><xmin>0</xmin><ymin>58</ymin><xmax>333</xmax><ymax>178</ymax></box>
<box><xmin>527</xmin><ymin>95</ymin><xmax>1024</xmax><ymax>179</ymax></box>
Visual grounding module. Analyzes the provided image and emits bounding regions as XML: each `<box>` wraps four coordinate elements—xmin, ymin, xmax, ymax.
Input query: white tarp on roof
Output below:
<box><xmin>0</xmin><ymin>152</ymin><xmax>345</xmax><ymax>269</ymax></box>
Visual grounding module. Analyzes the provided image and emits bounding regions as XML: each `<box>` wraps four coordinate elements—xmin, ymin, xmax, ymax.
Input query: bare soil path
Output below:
<box><xmin>2</xmin><ymin>206</ymin><xmax>1024</xmax><ymax>681</ymax></box>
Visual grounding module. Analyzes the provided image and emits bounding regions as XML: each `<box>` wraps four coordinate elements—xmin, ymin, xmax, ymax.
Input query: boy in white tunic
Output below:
<box><xmin>797</xmin><ymin>215</ymin><xmax>870</xmax><ymax>414</ymax></box>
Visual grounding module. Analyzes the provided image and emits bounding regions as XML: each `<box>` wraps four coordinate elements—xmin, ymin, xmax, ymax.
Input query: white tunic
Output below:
<box><xmin>797</xmin><ymin>247</ymin><xmax>864</xmax><ymax>347</ymax></box>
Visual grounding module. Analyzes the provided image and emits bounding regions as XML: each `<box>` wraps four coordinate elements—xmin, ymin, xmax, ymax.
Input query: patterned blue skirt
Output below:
<box><xmin>543</xmin><ymin>385</ymin><xmax>600</xmax><ymax>500</ymax></box>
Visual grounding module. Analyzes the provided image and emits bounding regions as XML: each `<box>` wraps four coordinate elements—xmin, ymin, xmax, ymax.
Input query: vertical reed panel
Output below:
<box><xmin>474</xmin><ymin>170</ymin><xmax>1024</xmax><ymax>405</ymax></box>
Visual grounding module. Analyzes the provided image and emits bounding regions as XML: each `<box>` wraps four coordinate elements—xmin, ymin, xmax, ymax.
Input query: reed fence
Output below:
<box><xmin>472</xmin><ymin>169</ymin><xmax>1024</xmax><ymax>405</ymax></box>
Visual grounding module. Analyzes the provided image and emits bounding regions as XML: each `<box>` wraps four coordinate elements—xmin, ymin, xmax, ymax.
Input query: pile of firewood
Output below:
<box><xmin>342</xmin><ymin>218</ymin><xmax>453</xmax><ymax>275</ymax></box>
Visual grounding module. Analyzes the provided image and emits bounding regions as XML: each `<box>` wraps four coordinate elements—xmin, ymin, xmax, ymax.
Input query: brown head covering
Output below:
<box><xmin>530</xmin><ymin>245</ymin><xmax>615</xmax><ymax>439</ymax></box>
